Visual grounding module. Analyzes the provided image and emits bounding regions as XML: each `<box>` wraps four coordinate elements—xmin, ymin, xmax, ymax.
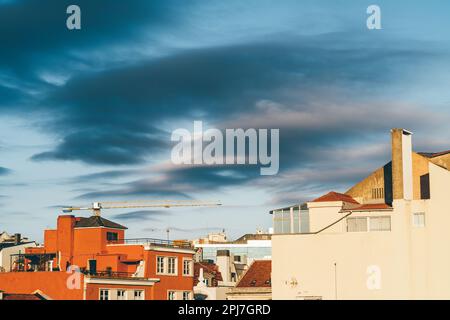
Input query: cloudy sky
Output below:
<box><xmin>1</xmin><ymin>0</ymin><xmax>449</xmax><ymax>242</ymax></box>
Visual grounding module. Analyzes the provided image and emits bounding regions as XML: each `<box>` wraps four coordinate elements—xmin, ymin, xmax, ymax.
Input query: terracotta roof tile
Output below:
<box><xmin>194</xmin><ymin>262</ymin><xmax>223</xmax><ymax>286</ymax></box>
<box><xmin>312</xmin><ymin>192</ymin><xmax>359</xmax><ymax>204</ymax></box>
<box><xmin>236</xmin><ymin>260</ymin><xmax>271</xmax><ymax>288</ymax></box>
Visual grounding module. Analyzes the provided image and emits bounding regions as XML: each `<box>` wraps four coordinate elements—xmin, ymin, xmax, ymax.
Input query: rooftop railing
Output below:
<box><xmin>107</xmin><ymin>238</ymin><xmax>192</xmax><ymax>249</ymax></box>
<box><xmin>83</xmin><ymin>270</ymin><xmax>141</xmax><ymax>280</ymax></box>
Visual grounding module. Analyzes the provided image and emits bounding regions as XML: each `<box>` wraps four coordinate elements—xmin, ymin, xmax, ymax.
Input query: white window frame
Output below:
<box><xmin>99</xmin><ymin>289</ymin><xmax>110</xmax><ymax>300</ymax></box>
<box><xmin>347</xmin><ymin>217</ymin><xmax>368</xmax><ymax>232</ymax></box>
<box><xmin>117</xmin><ymin>289</ymin><xmax>126</xmax><ymax>300</ymax></box>
<box><xmin>156</xmin><ymin>256</ymin><xmax>165</xmax><ymax>274</ymax></box>
<box><xmin>182</xmin><ymin>291</ymin><xmax>191</xmax><ymax>300</ymax></box>
<box><xmin>168</xmin><ymin>291</ymin><xmax>176</xmax><ymax>300</ymax></box>
<box><xmin>347</xmin><ymin>216</ymin><xmax>391</xmax><ymax>232</ymax></box>
<box><xmin>133</xmin><ymin>290</ymin><xmax>144</xmax><ymax>300</ymax></box>
<box><xmin>182</xmin><ymin>258</ymin><xmax>193</xmax><ymax>276</ymax></box>
<box><xmin>369</xmin><ymin>216</ymin><xmax>391</xmax><ymax>232</ymax></box>
<box><xmin>167</xmin><ymin>257</ymin><xmax>178</xmax><ymax>275</ymax></box>
<box><xmin>413</xmin><ymin>212</ymin><xmax>426</xmax><ymax>228</ymax></box>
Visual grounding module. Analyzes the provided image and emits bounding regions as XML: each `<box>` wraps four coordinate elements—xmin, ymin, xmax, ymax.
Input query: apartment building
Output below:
<box><xmin>0</xmin><ymin>215</ymin><xmax>195</xmax><ymax>300</ymax></box>
<box><xmin>195</xmin><ymin>232</ymin><xmax>272</xmax><ymax>265</ymax></box>
<box><xmin>271</xmin><ymin>129</ymin><xmax>450</xmax><ymax>299</ymax></box>
<box><xmin>0</xmin><ymin>233</ymin><xmax>36</xmax><ymax>272</ymax></box>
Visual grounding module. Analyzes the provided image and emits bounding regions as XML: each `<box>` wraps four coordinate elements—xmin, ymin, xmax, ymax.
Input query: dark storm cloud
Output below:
<box><xmin>1</xmin><ymin>0</ymin><xmax>445</xmax><ymax>205</ymax></box>
<box><xmin>73</xmin><ymin>164</ymin><xmax>261</xmax><ymax>200</ymax></box>
<box><xmin>32</xmin><ymin>127</ymin><xmax>169</xmax><ymax>165</ymax></box>
<box><xmin>75</xmin><ymin>181</ymin><xmax>191</xmax><ymax>201</ymax></box>
<box><xmin>0</xmin><ymin>167</ymin><xmax>11</xmax><ymax>175</ymax></box>
<box><xmin>32</xmin><ymin>34</ymin><xmax>435</xmax><ymax>166</ymax></box>
<box><xmin>112</xmin><ymin>210</ymin><xmax>168</xmax><ymax>221</ymax></box>
<box><xmin>69</xmin><ymin>169</ymin><xmax>140</xmax><ymax>184</ymax></box>
<box><xmin>0</xmin><ymin>0</ymin><xmax>187</xmax><ymax>114</ymax></box>
<box><xmin>0</xmin><ymin>0</ymin><xmax>179</xmax><ymax>71</ymax></box>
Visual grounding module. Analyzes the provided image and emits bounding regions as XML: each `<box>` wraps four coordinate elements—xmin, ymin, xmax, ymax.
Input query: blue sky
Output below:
<box><xmin>0</xmin><ymin>0</ymin><xmax>450</xmax><ymax>242</ymax></box>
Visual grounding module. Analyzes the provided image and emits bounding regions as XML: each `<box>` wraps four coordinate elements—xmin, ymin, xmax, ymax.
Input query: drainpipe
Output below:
<box><xmin>334</xmin><ymin>262</ymin><xmax>338</xmax><ymax>300</ymax></box>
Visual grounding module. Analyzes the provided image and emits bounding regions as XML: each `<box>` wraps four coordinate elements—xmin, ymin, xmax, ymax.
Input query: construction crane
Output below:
<box><xmin>61</xmin><ymin>200</ymin><xmax>222</xmax><ymax>216</ymax></box>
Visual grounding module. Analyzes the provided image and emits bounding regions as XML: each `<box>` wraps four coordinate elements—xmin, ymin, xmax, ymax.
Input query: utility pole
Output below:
<box><xmin>334</xmin><ymin>262</ymin><xmax>338</xmax><ymax>300</ymax></box>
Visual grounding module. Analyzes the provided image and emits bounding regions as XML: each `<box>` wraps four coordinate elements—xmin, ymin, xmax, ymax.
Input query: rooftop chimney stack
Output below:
<box><xmin>391</xmin><ymin>128</ymin><xmax>413</xmax><ymax>201</ymax></box>
<box><xmin>216</xmin><ymin>250</ymin><xmax>232</xmax><ymax>283</ymax></box>
<box><xmin>14</xmin><ymin>233</ymin><xmax>21</xmax><ymax>245</ymax></box>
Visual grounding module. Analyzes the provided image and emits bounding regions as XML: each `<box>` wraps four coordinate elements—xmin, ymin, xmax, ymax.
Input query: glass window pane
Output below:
<box><xmin>369</xmin><ymin>216</ymin><xmax>391</xmax><ymax>231</ymax></box>
<box><xmin>347</xmin><ymin>217</ymin><xmax>368</xmax><ymax>232</ymax></box>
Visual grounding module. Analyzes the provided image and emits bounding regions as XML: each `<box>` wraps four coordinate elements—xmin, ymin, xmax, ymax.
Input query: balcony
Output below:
<box><xmin>107</xmin><ymin>238</ymin><xmax>192</xmax><ymax>249</ymax></box>
<box><xmin>82</xmin><ymin>270</ymin><xmax>142</xmax><ymax>280</ymax></box>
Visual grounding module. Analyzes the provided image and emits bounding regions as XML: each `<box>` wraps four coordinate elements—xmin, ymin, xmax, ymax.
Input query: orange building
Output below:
<box><xmin>0</xmin><ymin>215</ymin><xmax>195</xmax><ymax>300</ymax></box>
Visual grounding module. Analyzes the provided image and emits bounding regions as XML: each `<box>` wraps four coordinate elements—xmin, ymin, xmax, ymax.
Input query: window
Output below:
<box><xmin>347</xmin><ymin>217</ymin><xmax>368</xmax><ymax>232</ymax></box>
<box><xmin>168</xmin><ymin>257</ymin><xmax>177</xmax><ymax>274</ymax></box>
<box><xmin>420</xmin><ymin>174</ymin><xmax>430</xmax><ymax>199</ymax></box>
<box><xmin>347</xmin><ymin>216</ymin><xmax>391</xmax><ymax>232</ymax></box>
<box><xmin>183</xmin><ymin>259</ymin><xmax>192</xmax><ymax>276</ymax></box>
<box><xmin>183</xmin><ymin>291</ymin><xmax>191</xmax><ymax>300</ymax></box>
<box><xmin>168</xmin><ymin>291</ymin><xmax>176</xmax><ymax>300</ymax></box>
<box><xmin>134</xmin><ymin>290</ymin><xmax>144</xmax><ymax>300</ymax></box>
<box><xmin>117</xmin><ymin>290</ymin><xmax>126</xmax><ymax>300</ymax></box>
<box><xmin>273</xmin><ymin>207</ymin><xmax>310</xmax><ymax>234</ymax></box>
<box><xmin>99</xmin><ymin>289</ymin><xmax>110</xmax><ymax>300</ymax></box>
<box><xmin>372</xmin><ymin>188</ymin><xmax>384</xmax><ymax>199</ymax></box>
<box><xmin>369</xmin><ymin>216</ymin><xmax>391</xmax><ymax>231</ymax></box>
<box><xmin>157</xmin><ymin>256</ymin><xmax>165</xmax><ymax>274</ymax></box>
<box><xmin>413</xmin><ymin>212</ymin><xmax>426</xmax><ymax>227</ymax></box>
<box><xmin>106</xmin><ymin>232</ymin><xmax>118</xmax><ymax>242</ymax></box>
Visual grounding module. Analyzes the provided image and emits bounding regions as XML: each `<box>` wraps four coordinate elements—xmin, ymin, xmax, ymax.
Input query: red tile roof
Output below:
<box><xmin>194</xmin><ymin>262</ymin><xmax>223</xmax><ymax>287</ymax></box>
<box><xmin>312</xmin><ymin>192</ymin><xmax>359</xmax><ymax>204</ymax></box>
<box><xmin>236</xmin><ymin>260</ymin><xmax>271</xmax><ymax>288</ymax></box>
<box><xmin>342</xmin><ymin>203</ymin><xmax>393</xmax><ymax>212</ymax></box>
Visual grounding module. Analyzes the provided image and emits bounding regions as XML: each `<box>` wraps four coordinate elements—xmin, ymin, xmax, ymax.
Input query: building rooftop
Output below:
<box><xmin>233</xmin><ymin>234</ymin><xmax>272</xmax><ymax>243</ymax></box>
<box><xmin>0</xmin><ymin>290</ymin><xmax>47</xmax><ymax>300</ymax></box>
<box><xmin>0</xmin><ymin>241</ymin><xmax>35</xmax><ymax>252</ymax></box>
<box><xmin>194</xmin><ymin>261</ymin><xmax>223</xmax><ymax>286</ymax></box>
<box><xmin>236</xmin><ymin>260</ymin><xmax>271</xmax><ymax>288</ymax></box>
<box><xmin>312</xmin><ymin>191</ymin><xmax>359</xmax><ymax>204</ymax></box>
<box><xmin>419</xmin><ymin>150</ymin><xmax>450</xmax><ymax>158</ymax></box>
<box><xmin>75</xmin><ymin>216</ymin><xmax>127</xmax><ymax>230</ymax></box>
<box><xmin>341</xmin><ymin>203</ymin><xmax>393</xmax><ymax>212</ymax></box>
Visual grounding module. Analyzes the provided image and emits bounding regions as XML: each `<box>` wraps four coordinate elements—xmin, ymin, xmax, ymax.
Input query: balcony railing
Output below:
<box><xmin>107</xmin><ymin>238</ymin><xmax>192</xmax><ymax>249</ymax></box>
<box><xmin>83</xmin><ymin>270</ymin><xmax>140</xmax><ymax>280</ymax></box>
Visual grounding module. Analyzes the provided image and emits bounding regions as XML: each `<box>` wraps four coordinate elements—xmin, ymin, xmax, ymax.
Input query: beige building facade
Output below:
<box><xmin>272</xmin><ymin>129</ymin><xmax>450</xmax><ymax>299</ymax></box>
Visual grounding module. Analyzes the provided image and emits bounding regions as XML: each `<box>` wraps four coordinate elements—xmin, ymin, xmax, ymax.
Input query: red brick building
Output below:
<box><xmin>0</xmin><ymin>215</ymin><xmax>195</xmax><ymax>300</ymax></box>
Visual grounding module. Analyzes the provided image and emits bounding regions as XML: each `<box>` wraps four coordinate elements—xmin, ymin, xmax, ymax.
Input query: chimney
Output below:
<box><xmin>391</xmin><ymin>129</ymin><xmax>413</xmax><ymax>200</ymax></box>
<box><xmin>14</xmin><ymin>233</ymin><xmax>21</xmax><ymax>245</ymax></box>
<box><xmin>57</xmin><ymin>215</ymin><xmax>76</xmax><ymax>270</ymax></box>
<box><xmin>216</xmin><ymin>250</ymin><xmax>231</xmax><ymax>283</ymax></box>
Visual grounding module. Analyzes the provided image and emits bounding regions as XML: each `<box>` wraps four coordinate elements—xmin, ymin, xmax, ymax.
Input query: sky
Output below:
<box><xmin>0</xmin><ymin>0</ymin><xmax>450</xmax><ymax>242</ymax></box>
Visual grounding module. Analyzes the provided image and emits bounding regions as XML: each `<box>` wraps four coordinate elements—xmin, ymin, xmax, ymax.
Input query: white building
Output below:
<box><xmin>272</xmin><ymin>129</ymin><xmax>450</xmax><ymax>299</ymax></box>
